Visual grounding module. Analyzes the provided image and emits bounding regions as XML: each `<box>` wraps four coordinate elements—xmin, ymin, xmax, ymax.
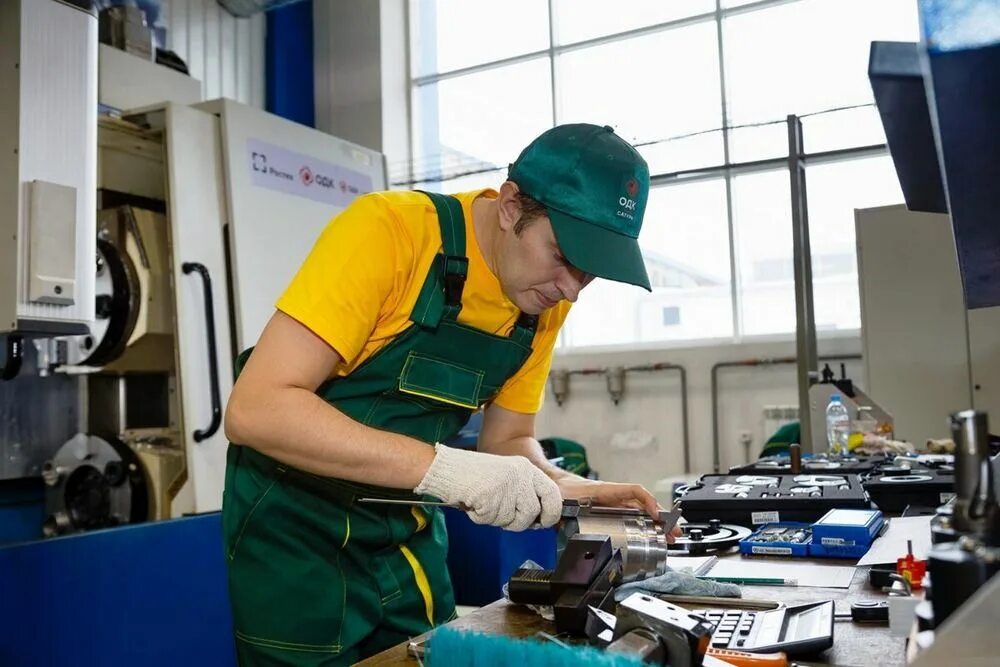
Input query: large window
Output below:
<box><xmin>407</xmin><ymin>0</ymin><xmax>919</xmax><ymax>349</ymax></box>
<box><xmin>556</xmin><ymin>22</ymin><xmax>725</xmax><ymax>174</ymax></box>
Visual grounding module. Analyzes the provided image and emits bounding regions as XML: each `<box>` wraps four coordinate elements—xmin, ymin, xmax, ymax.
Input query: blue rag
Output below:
<box><xmin>614</xmin><ymin>569</ymin><xmax>742</xmax><ymax>602</ymax></box>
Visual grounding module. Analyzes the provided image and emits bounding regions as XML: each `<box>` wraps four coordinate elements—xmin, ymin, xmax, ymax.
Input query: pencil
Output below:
<box><xmin>697</xmin><ymin>576</ymin><xmax>798</xmax><ymax>586</ymax></box>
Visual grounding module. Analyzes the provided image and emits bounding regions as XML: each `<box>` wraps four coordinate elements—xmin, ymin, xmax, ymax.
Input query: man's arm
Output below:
<box><xmin>224</xmin><ymin>310</ymin><xmax>435</xmax><ymax>489</ymax></box>
<box><xmin>226</xmin><ymin>311</ymin><xmax>562</xmax><ymax>529</ymax></box>
<box><xmin>477</xmin><ymin>403</ymin><xmax>660</xmax><ymax>518</ymax></box>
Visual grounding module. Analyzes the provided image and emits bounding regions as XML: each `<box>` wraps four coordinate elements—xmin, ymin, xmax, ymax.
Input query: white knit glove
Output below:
<box><xmin>415</xmin><ymin>444</ymin><xmax>563</xmax><ymax>531</ymax></box>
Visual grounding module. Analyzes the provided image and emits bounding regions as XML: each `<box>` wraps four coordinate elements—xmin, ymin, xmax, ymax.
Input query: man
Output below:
<box><xmin>223</xmin><ymin>123</ymin><xmax>666</xmax><ymax>665</ymax></box>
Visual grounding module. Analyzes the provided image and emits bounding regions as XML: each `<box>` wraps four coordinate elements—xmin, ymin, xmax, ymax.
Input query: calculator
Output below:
<box><xmin>695</xmin><ymin>600</ymin><xmax>834</xmax><ymax>655</ymax></box>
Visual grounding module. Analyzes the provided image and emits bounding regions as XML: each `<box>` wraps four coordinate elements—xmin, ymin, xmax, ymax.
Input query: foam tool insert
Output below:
<box><xmin>676</xmin><ymin>473</ymin><xmax>872</xmax><ymax>528</ymax></box>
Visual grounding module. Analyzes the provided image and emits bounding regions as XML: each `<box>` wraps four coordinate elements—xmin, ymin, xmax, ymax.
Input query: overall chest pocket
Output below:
<box><xmin>398</xmin><ymin>352</ymin><xmax>484</xmax><ymax>409</ymax></box>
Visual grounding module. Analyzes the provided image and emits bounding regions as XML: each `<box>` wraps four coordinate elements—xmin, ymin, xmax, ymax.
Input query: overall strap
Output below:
<box><xmin>411</xmin><ymin>191</ymin><xmax>469</xmax><ymax>327</ymax></box>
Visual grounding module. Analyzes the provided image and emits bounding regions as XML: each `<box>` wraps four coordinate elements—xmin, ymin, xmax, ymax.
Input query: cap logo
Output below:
<box><xmin>618</xmin><ymin>178</ymin><xmax>639</xmax><ymax>223</ymax></box>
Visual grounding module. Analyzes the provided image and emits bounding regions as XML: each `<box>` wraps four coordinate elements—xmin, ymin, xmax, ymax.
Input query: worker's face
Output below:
<box><xmin>495</xmin><ymin>194</ymin><xmax>595</xmax><ymax>314</ymax></box>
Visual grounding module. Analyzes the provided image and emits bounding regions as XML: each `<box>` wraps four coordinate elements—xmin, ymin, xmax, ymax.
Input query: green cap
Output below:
<box><xmin>509</xmin><ymin>123</ymin><xmax>651</xmax><ymax>291</ymax></box>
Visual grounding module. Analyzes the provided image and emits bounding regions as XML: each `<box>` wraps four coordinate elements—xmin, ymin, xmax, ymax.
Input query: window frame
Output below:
<box><xmin>406</xmin><ymin>0</ymin><xmax>906</xmax><ymax>351</ymax></box>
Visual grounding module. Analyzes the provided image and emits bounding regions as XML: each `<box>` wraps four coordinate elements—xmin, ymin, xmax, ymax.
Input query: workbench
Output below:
<box><xmin>357</xmin><ymin>559</ymin><xmax>907</xmax><ymax>667</ymax></box>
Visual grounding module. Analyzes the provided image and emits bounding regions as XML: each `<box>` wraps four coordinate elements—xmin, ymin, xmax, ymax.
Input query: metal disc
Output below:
<box><xmin>78</xmin><ymin>239</ymin><xmax>140</xmax><ymax>366</ymax></box>
<box><xmin>668</xmin><ymin>522</ymin><xmax>753</xmax><ymax>554</ymax></box>
<box><xmin>879</xmin><ymin>474</ymin><xmax>933</xmax><ymax>483</ymax></box>
<box><xmin>804</xmin><ymin>460</ymin><xmax>842</xmax><ymax>470</ymax></box>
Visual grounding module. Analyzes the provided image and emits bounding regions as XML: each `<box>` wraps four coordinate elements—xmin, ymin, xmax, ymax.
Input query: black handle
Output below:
<box><xmin>183</xmin><ymin>262</ymin><xmax>221</xmax><ymax>442</ymax></box>
<box><xmin>1</xmin><ymin>334</ymin><xmax>23</xmax><ymax>381</ymax></box>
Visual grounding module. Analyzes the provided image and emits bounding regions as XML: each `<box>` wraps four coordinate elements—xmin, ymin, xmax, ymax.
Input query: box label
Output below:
<box><xmin>751</xmin><ymin>511</ymin><xmax>780</xmax><ymax>525</ymax></box>
<box><xmin>751</xmin><ymin>546</ymin><xmax>793</xmax><ymax>555</ymax></box>
<box><xmin>820</xmin><ymin>537</ymin><xmax>856</xmax><ymax>546</ymax></box>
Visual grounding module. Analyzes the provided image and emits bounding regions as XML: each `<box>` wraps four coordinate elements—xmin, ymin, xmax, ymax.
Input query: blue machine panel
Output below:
<box><xmin>871</xmin><ymin>1</ymin><xmax>1000</xmax><ymax>309</ymax></box>
<box><xmin>0</xmin><ymin>513</ymin><xmax>235</xmax><ymax>667</ymax></box>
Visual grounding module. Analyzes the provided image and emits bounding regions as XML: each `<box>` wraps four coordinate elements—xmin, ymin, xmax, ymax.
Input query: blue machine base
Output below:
<box><xmin>444</xmin><ymin>508</ymin><xmax>557</xmax><ymax>607</ymax></box>
<box><xmin>0</xmin><ymin>513</ymin><xmax>236</xmax><ymax>667</ymax></box>
<box><xmin>0</xmin><ymin>503</ymin><xmax>556</xmax><ymax>664</ymax></box>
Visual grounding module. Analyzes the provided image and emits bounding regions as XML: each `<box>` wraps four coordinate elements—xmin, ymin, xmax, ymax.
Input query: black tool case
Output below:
<box><xmin>677</xmin><ymin>474</ymin><xmax>873</xmax><ymax>527</ymax></box>
<box><xmin>729</xmin><ymin>455</ymin><xmax>886</xmax><ymax>475</ymax></box>
<box><xmin>862</xmin><ymin>469</ymin><xmax>955</xmax><ymax>513</ymax></box>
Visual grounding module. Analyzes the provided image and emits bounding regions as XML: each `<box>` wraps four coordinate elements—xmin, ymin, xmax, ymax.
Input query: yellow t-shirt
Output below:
<box><xmin>275</xmin><ymin>189</ymin><xmax>571</xmax><ymax>414</ymax></box>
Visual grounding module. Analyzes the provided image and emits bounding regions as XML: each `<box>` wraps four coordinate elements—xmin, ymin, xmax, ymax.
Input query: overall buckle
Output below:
<box><xmin>442</xmin><ymin>255</ymin><xmax>469</xmax><ymax>306</ymax></box>
<box><xmin>516</xmin><ymin>312</ymin><xmax>539</xmax><ymax>331</ymax></box>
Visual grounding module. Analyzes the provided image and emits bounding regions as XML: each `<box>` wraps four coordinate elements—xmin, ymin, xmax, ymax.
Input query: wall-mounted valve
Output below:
<box><xmin>550</xmin><ymin>369</ymin><xmax>570</xmax><ymax>406</ymax></box>
<box><xmin>606</xmin><ymin>366</ymin><xmax>626</xmax><ymax>406</ymax></box>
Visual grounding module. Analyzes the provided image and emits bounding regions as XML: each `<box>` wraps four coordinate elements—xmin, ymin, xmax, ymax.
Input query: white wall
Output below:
<box><xmin>536</xmin><ymin>335</ymin><xmax>865</xmax><ymax>496</ymax></box>
<box><xmin>159</xmin><ymin>0</ymin><xmax>266</xmax><ymax>107</ymax></box>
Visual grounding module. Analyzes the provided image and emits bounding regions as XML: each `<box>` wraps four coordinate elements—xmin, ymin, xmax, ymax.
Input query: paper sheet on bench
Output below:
<box><xmin>857</xmin><ymin>515</ymin><xmax>933</xmax><ymax>566</ymax></box>
<box><xmin>705</xmin><ymin>559</ymin><xmax>856</xmax><ymax>588</ymax></box>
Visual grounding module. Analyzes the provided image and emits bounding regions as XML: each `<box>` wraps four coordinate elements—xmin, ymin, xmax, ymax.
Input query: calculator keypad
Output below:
<box><xmin>700</xmin><ymin>609</ymin><xmax>761</xmax><ymax>650</ymax></box>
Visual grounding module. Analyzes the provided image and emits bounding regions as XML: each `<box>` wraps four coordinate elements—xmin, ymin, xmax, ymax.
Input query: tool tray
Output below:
<box><xmin>739</xmin><ymin>509</ymin><xmax>884</xmax><ymax>558</ymax></box>
<box><xmin>861</xmin><ymin>468</ymin><xmax>955</xmax><ymax>513</ymax></box>
<box><xmin>738</xmin><ymin>522</ymin><xmax>813</xmax><ymax>557</ymax></box>
<box><xmin>729</xmin><ymin>454</ymin><xmax>885</xmax><ymax>475</ymax></box>
<box><xmin>677</xmin><ymin>473</ymin><xmax>872</xmax><ymax>527</ymax></box>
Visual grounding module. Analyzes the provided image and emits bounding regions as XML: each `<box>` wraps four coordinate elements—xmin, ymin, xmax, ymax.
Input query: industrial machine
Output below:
<box><xmin>865</xmin><ymin>2</ymin><xmax>1000</xmax><ymax>662</ymax></box>
<box><xmin>35</xmin><ymin>100</ymin><xmax>385</xmax><ymax>535</ymax></box>
<box><xmin>0</xmin><ymin>8</ymin><xmax>387</xmax><ymax>537</ymax></box>
<box><xmin>855</xmin><ymin>204</ymin><xmax>1000</xmax><ymax>443</ymax></box>
<box><xmin>0</xmin><ymin>0</ymin><xmax>97</xmax><ymax>344</ymax></box>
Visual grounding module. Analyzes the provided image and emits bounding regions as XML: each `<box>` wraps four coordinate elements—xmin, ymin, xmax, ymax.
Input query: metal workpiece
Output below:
<box><xmin>561</xmin><ymin>501</ymin><xmax>680</xmax><ymax>582</ymax></box>
<box><xmin>611</xmin><ymin>593</ymin><xmax>714</xmax><ymax>667</ymax></box>
<box><xmin>365</xmin><ymin>497</ymin><xmax>677</xmax><ymax>582</ymax></box>
<box><xmin>949</xmin><ymin>410</ymin><xmax>994</xmax><ymax>534</ymax></box>
<box><xmin>605</xmin><ymin>627</ymin><xmax>664</xmax><ymax>663</ymax></box>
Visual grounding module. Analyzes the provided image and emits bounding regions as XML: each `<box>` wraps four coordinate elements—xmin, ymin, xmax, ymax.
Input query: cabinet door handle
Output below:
<box><xmin>182</xmin><ymin>263</ymin><xmax>221</xmax><ymax>442</ymax></box>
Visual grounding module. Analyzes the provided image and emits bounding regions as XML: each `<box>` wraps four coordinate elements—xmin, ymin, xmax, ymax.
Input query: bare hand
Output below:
<box><xmin>555</xmin><ymin>477</ymin><xmax>682</xmax><ymax>542</ymax></box>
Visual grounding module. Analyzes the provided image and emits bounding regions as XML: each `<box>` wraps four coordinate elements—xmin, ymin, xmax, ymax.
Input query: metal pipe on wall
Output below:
<box><xmin>626</xmin><ymin>362</ymin><xmax>691</xmax><ymax>474</ymax></box>
<box><xmin>710</xmin><ymin>354</ymin><xmax>863</xmax><ymax>473</ymax></box>
<box><xmin>549</xmin><ymin>362</ymin><xmax>692</xmax><ymax>474</ymax></box>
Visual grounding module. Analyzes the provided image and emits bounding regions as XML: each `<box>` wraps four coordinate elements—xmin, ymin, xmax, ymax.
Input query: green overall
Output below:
<box><xmin>222</xmin><ymin>192</ymin><xmax>538</xmax><ymax>665</ymax></box>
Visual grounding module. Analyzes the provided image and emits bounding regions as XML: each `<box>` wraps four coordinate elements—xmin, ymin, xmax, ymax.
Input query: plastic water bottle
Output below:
<box><xmin>825</xmin><ymin>394</ymin><xmax>850</xmax><ymax>456</ymax></box>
